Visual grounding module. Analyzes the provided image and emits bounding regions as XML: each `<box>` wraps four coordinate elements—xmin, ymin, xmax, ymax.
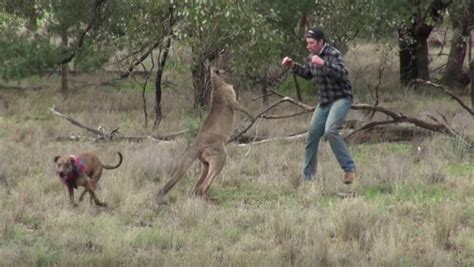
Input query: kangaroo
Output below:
<box><xmin>158</xmin><ymin>67</ymin><xmax>252</xmax><ymax>200</ymax></box>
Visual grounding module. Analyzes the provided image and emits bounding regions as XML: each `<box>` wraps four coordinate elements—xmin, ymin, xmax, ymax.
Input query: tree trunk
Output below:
<box><xmin>191</xmin><ymin>55</ymin><xmax>211</xmax><ymax>108</ymax></box>
<box><xmin>470</xmin><ymin>62</ymin><xmax>474</xmax><ymax>108</ymax></box>
<box><xmin>441</xmin><ymin>20</ymin><xmax>468</xmax><ymax>86</ymax></box>
<box><xmin>293</xmin><ymin>74</ymin><xmax>303</xmax><ymax>101</ymax></box>
<box><xmin>60</xmin><ymin>64</ymin><xmax>69</xmax><ymax>96</ymax></box>
<box><xmin>60</xmin><ymin>30</ymin><xmax>69</xmax><ymax>97</ymax></box>
<box><xmin>261</xmin><ymin>75</ymin><xmax>269</xmax><ymax>107</ymax></box>
<box><xmin>415</xmin><ymin>23</ymin><xmax>432</xmax><ymax>80</ymax></box>
<box><xmin>398</xmin><ymin>0</ymin><xmax>453</xmax><ymax>86</ymax></box>
<box><xmin>153</xmin><ymin>35</ymin><xmax>172</xmax><ymax>130</ymax></box>
<box><xmin>398</xmin><ymin>28</ymin><xmax>418</xmax><ymax>86</ymax></box>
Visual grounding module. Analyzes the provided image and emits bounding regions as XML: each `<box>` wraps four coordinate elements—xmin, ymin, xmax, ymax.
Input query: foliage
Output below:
<box><xmin>0</xmin><ymin>30</ymin><xmax>61</xmax><ymax>80</ymax></box>
<box><xmin>0</xmin><ymin>0</ymin><xmax>106</xmax><ymax>79</ymax></box>
<box><xmin>278</xmin><ymin>76</ymin><xmax>315</xmax><ymax>98</ymax></box>
<box><xmin>183</xmin><ymin>106</ymin><xmax>207</xmax><ymax>143</ymax></box>
<box><xmin>0</xmin><ymin>0</ymin><xmax>176</xmax><ymax>80</ymax></box>
<box><xmin>172</xmin><ymin>1</ymin><xmax>284</xmax><ymax>77</ymax></box>
<box><xmin>98</xmin><ymin>0</ymin><xmax>174</xmax><ymax>69</ymax></box>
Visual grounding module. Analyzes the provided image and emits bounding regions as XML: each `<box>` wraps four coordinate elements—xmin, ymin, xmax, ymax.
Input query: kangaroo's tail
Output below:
<box><xmin>159</xmin><ymin>146</ymin><xmax>200</xmax><ymax>196</ymax></box>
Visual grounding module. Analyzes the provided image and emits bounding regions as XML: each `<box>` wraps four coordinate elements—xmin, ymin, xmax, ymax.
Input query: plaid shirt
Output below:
<box><xmin>292</xmin><ymin>44</ymin><xmax>353</xmax><ymax>105</ymax></box>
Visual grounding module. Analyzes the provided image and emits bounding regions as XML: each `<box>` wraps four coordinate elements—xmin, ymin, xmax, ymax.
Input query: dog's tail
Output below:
<box><xmin>101</xmin><ymin>152</ymin><xmax>123</xmax><ymax>170</ymax></box>
<box><xmin>159</xmin><ymin>146</ymin><xmax>200</xmax><ymax>196</ymax></box>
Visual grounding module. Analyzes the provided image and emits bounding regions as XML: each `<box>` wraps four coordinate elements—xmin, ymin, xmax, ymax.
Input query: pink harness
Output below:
<box><xmin>60</xmin><ymin>155</ymin><xmax>88</xmax><ymax>190</ymax></box>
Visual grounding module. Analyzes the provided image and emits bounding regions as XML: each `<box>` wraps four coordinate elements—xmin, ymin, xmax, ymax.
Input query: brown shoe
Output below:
<box><xmin>343</xmin><ymin>171</ymin><xmax>356</xmax><ymax>184</ymax></box>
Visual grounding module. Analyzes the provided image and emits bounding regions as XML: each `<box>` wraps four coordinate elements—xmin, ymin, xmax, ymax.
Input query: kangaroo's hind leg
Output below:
<box><xmin>193</xmin><ymin>147</ymin><xmax>226</xmax><ymax>197</ymax></box>
<box><xmin>192</xmin><ymin>159</ymin><xmax>209</xmax><ymax>195</ymax></box>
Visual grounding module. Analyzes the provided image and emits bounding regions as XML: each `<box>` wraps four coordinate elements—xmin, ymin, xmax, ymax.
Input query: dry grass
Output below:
<box><xmin>0</xmin><ymin>42</ymin><xmax>473</xmax><ymax>266</ymax></box>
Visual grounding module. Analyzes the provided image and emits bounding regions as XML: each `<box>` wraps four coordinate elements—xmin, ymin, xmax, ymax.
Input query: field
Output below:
<box><xmin>0</xmin><ymin>43</ymin><xmax>473</xmax><ymax>266</ymax></box>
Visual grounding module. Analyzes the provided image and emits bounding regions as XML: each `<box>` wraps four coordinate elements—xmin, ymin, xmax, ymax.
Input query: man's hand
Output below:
<box><xmin>311</xmin><ymin>55</ymin><xmax>325</xmax><ymax>65</ymax></box>
<box><xmin>281</xmin><ymin>56</ymin><xmax>293</xmax><ymax>68</ymax></box>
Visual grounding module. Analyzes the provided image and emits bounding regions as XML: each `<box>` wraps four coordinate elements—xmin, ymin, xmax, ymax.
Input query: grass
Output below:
<box><xmin>0</xmin><ymin>43</ymin><xmax>473</xmax><ymax>266</ymax></box>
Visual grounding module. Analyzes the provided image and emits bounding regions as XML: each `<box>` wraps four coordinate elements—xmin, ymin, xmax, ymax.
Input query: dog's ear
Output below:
<box><xmin>54</xmin><ymin>156</ymin><xmax>60</xmax><ymax>163</ymax></box>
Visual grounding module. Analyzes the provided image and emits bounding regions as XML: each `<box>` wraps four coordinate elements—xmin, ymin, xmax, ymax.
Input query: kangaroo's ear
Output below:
<box><xmin>210</xmin><ymin>66</ymin><xmax>219</xmax><ymax>74</ymax></box>
<box><xmin>54</xmin><ymin>156</ymin><xmax>60</xmax><ymax>163</ymax></box>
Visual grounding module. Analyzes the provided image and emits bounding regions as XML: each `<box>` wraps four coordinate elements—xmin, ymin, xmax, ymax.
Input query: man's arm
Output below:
<box><xmin>320</xmin><ymin>51</ymin><xmax>348</xmax><ymax>80</ymax></box>
<box><xmin>282</xmin><ymin>56</ymin><xmax>313</xmax><ymax>80</ymax></box>
<box><xmin>292</xmin><ymin>63</ymin><xmax>313</xmax><ymax>80</ymax></box>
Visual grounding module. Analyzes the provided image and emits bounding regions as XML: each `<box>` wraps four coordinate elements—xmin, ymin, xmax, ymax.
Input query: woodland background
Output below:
<box><xmin>0</xmin><ymin>0</ymin><xmax>473</xmax><ymax>266</ymax></box>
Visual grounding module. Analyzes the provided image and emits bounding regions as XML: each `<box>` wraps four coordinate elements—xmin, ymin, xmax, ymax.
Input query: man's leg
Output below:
<box><xmin>324</xmin><ymin>99</ymin><xmax>356</xmax><ymax>173</ymax></box>
<box><xmin>303</xmin><ymin>105</ymin><xmax>328</xmax><ymax>181</ymax></box>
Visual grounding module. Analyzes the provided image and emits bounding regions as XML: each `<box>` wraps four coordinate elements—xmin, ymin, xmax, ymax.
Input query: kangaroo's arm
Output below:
<box><xmin>231</xmin><ymin>100</ymin><xmax>254</xmax><ymax>120</ymax></box>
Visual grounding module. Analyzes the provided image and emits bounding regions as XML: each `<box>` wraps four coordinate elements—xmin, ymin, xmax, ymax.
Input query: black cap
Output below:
<box><xmin>305</xmin><ymin>28</ymin><xmax>325</xmax><ymax>41</ymax></box>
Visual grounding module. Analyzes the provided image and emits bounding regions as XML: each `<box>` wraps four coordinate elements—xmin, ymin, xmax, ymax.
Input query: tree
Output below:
<box><xmin>1</xmin><ymin>0</ymin><xmax>176</xmax><ymax>129</ymax></box>
<box><xmin>175</xmin><ymin>1</ymin><xmax>283</xmax><ymax>108</ymax></box>
<box><xmin>231</xmin><ymin>0</ymin><xmax>375</xmax><ymax>104</ymax></box>
<box><xmin>0</xmin><ymin>0</ymin><xmax>110</xmax><ymax>95</ymax></box>
<box><xmin>441</xmin><ymin>0</ymin><xmax>474</xmax><ymax>87</ymax></box>
<box><xmin>100</xmin><ymin>0</ymin><xmax>178</xmax><ymax>129</ymax></box>
<box><xmin>400</xmin><ymin>0</ymin><xmax>452</xmax><ymax>85</ymax></box>
<box><xmin>367</xmin><ymin>0</ymin><xmax>452</xmax><ymax>85</ymax></box>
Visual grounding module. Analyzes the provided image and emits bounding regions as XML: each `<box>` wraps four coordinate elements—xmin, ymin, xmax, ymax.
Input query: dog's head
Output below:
<box><xmin>54</xmin><ymin>156</ymin><xmax>75</xmax><ymax>179</ymax></box>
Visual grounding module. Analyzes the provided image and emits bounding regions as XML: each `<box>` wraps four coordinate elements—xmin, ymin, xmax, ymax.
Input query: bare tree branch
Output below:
<box><xmin>411</xmin><ymin>78</ymin><xmax>473</xmax><ymax>115</ymax></box>
<box><xmin>230</xmin><ymin>90</ymin><xmax>472</xmax><ymax>147</ymax></box>
<box><xmin>344</xmin><ymin>120</ymin><xmax>396</xmax><ymax>140</ymax></box>
<box><xmin>50</xmin><ymin>105</ymin><xmax>105</xmax><ymax>137</ymax></box>
<box><xmin>228</xmin><ymin>93</ymin><xmax>313</xmax><ymax>143</ymax></box>
<box><xmin>49</xmin><ymin>105</ymin><xmax>186</xmax><ymax>142</ymax></box>
<box><xmin>119</xmin><ymin>38</ymin><xmax>162</xmax><ymax>79</ymax></box>
<box><xmin>236</xmin><ymin>132</ymin><xmax>307</xmax><ymax>147</ymax></box>
<box><xmin>57</xmin><ymin>0</ymin><xmax>107</xmax><ymax>65</ymax></box>
<box><xmin>350</xmin><ymin>103</ymin><xmax>467</xmax><ymax>143</ymax></box>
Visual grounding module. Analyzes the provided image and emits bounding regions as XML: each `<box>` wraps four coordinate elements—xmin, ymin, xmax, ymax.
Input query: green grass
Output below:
<box><xmin>363</xmin><ymin>183</ymin><xmax>455</xmax><ymax>201</ymax></box>
<box><xmin>211</xmin><ymin>181</ymin><xmax>298</xmax><ymax>208</ymax></box>
<box><xmin>445</xmin><ymin>163</ymin><xmax>474</xmax><ymax>177</ymax></box>
<box><xmin>0</xmin><ymin>44</ymin><xmax>472</xmax><ymax>265</ymax></box>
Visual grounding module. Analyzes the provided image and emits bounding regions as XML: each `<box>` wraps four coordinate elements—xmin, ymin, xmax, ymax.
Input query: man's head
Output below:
<box><xmin>305</xmin><ymin>28</ymin><xmax>325</xmax><ymax>55</ymax></box>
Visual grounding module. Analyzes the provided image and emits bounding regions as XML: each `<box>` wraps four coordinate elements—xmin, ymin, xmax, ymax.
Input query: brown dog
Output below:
<box><xmin>158</xmin><ymin>67</ymin><xmax>253</xmax><ymax>200</ymax></box>
<box><xmin>54</xmin><ymin>152</ymin><xmax>123</xmax><ymax>207</ymax></box>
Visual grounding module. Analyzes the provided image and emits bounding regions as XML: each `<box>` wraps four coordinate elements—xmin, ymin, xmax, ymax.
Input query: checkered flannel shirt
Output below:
<box><xmin>292</xmin><ymin>44</ymin><xmax>353</xmax><ymax>105</ymax></box>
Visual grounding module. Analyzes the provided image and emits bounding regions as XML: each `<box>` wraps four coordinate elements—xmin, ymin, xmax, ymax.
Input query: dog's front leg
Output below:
<box><xmin>68</xmin><ymin>186</ymin><xmax>77</xmax><ymax>207</ymax></box>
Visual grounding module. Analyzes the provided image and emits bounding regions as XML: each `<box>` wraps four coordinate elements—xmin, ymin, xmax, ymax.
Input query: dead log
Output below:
<box><xmin>233</xmin><ymin>125</ymin><xmax>432</xmax><ymax>146</ymax></box>
<box><xmin>49</xmin><ymin>105</ymin><xmax>186</xmax><ymax>142</ymax></box>
<box><xmin>410</xmin><ymin>79</ymin><xmax>473</xmax><ymax>115</ymax></box>
<box><xmin>346</xmin><ymin>125</ymin><xmax>433</xmax><ymax>144</ymax></box>
<box><xmin>230</xmin><ymin>91</ymin><xmax>472</xmax><ymax>147</ymax></box>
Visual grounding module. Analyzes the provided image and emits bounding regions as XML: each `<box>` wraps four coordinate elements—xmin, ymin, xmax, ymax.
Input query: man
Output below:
<box><xmin>282</xmin><ymin>28</ymin><xmax>356</xmax><ymax>184</ymax></box>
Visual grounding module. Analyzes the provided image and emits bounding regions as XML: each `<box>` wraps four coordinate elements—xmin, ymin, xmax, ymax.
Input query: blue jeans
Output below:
<box><xmin>303</xmin><ymin>98</ymin><xmax>355</xmax><ymax>180</ymax></box>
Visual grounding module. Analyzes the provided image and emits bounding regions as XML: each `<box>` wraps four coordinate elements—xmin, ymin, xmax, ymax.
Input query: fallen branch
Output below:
<box><xmin>50</xmin><ymin>105</ymin><xmax>105</xmax><ymax>136</ymax></box>
<box><xmin>411</xmin><ymin>79</ymin><xmax>473</xmax><ymax>115</ymax></box>
<box><xmin>350</xmin><ymin>103</ymin><xmax>460</xmax><ymax>137</ymax></box>
<box><xmin>228</xmin><ymin>92</ymin><xmax>313</xmax><ymax>143</ymax></box>
<box><xmin>236</xmin><ymin>132</ymin><xmax>307</xmax><ymax>146</ymax></box>
<box><xmin>49</xmin><ymin>105</ymin><xmax>186</xmax><ymax>142</ymax></box>
<box><xmin>350</xmin><ymin>103</ymin><xmax>471</xmax><ymax>147</ymax></box>
<box><xmin>229</xmin><ymin>91</ymin><xmax>472</xmax><ymax>147</ymax></box>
